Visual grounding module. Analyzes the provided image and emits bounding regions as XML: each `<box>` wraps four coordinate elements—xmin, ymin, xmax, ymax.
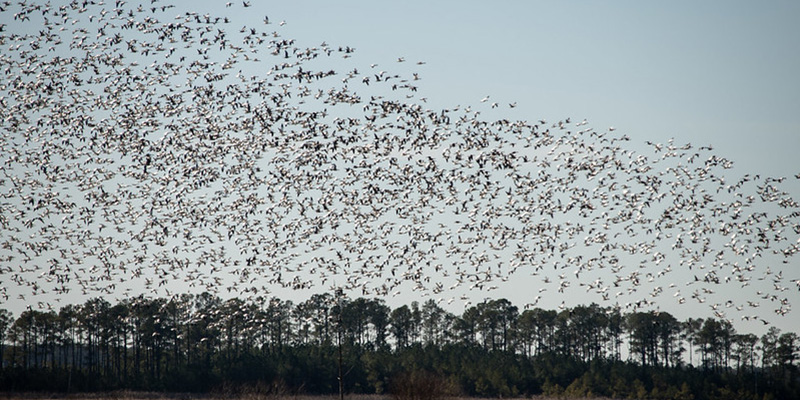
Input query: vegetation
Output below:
<box><xmin>0</xmin><ymin>295</ymin><xmax>797</xmax><ymax>400</ymax></box>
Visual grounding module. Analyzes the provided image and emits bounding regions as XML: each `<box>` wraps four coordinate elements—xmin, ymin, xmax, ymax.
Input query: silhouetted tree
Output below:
<box><xmin>390</xmin><ymin>305</ymin><xmax>413</xmax><ymax>349</ymax></box>
<box><xmin>0</xmin><ymin>309</ymin><xmax>12</xmax><ymax>370</ymax></box>
<box><xmin>0</xmin><ymin>296</ymin><xmax>797</xmax><ymax>399</ymax></box>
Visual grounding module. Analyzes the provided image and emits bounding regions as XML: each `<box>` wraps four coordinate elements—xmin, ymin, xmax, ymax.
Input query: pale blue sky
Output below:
<box><xmin>216</xmin><ymin>1</ymin><xmax>800</xmax><ymax>333</ymax></box>
<box><xmin>2</xmin><ymin>1</ymin><xmax>799</xmax><ymax>336</ymax></box>
<box><xmin>251</xmin><ymin>0</ymin><xmax>800</xmax><ymax>179</ymax></box>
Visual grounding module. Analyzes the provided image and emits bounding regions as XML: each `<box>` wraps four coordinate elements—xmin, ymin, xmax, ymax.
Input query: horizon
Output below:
<box><xmin>1</xmin><ymin>1</ymin><xmax>799</xmax><ymax>339</ymax></box>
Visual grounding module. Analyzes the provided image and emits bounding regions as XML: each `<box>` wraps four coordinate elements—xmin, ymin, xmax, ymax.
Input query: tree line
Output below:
<box><xmin>0</xmin><ymin>293</ymin><xmax>797</xmax><ymax>399</ymax></box>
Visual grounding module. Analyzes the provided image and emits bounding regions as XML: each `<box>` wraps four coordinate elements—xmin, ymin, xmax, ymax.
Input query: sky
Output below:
<box><xmin>229</xmin><ymin>0</ymin><xmax>800</xmax><ymax>334</ymax></box>
<box><xmin>2</xmin><ymin>1</ymin><xmax>799</xmax><ymax>337</ymax></box>
<box><xmin>256</xmin><ymin>0</ymin><xmax>800</xmax><ymax>181</ymax></box>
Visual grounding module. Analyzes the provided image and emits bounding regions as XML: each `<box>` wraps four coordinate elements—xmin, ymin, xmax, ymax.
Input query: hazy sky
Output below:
<box><xmin>202</xmin><ymin>0</ymin><xmax>799</xmax><ymax>333</ymax></box>
<box><xmin>251</xmin><ymin>0</ymin><xmax>800</xmax><ymax>180</ymax></box>
<box><xmin>2</xmin><ymin>1</ymin><xmax>799</xmax><ymax>336</ymax></box>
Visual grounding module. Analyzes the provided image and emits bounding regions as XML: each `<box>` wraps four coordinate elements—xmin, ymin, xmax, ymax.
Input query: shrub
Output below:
<box><xmin>388</xmin><ymin>371</ymin><xmax>458</xmax><ymax>400</ymax></box>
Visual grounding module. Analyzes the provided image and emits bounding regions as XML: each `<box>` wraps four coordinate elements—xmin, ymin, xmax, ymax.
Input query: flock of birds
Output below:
<box><xmin>1</xmin><ymin>0</ymin><xmax>799</xmax><ymax>325</ymax></box>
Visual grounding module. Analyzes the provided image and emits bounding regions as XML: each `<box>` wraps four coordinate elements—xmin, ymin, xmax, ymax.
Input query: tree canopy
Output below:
<box><xmin>0</xmin><ymin>0</ymin><xmax>798</xmax><ymax>326</ymax></box>
<box><xmin>1</xmin><ymin>295</ymin><xmax>798</xmax><ymax>399</ymax></box>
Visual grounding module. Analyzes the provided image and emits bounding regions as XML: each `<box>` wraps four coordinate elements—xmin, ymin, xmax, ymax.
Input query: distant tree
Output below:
<box><xmin>410</xmin><ymin>301</ymin><xmax>422</xmax><ymax>344</ymax></box>
<box><xmin>655</xmin><ymin>312</ymin><xmax>683</xmax><ymax>367</ymax></box>
<box><xmin>468</xmin><ymin>299</ymin><xmax>518</xmax><ymax>352</ymax></box>
<box><xmin>515</xmin><ymin>307</ymin><xmax>558</xmax><ymax>356</ymax></box>
<box><xmin>554</xmin><ymin>309</ymin><xmax>575</xmax><ymax>358</ymax></box>
<box><xmin>263</xmin><ymin>297</ymin><xmax>294</xmax><ymax>351</ymax></box>
<box><xmin>0</xmin><ymin>309</ymin><xmax>12</xmax><ymax>370</ymax></box>
<box><xmin>0</xmin><ymin>294</ymin><xmax>797</xmax><ymax>398</ymax></box>
<box><xmin>38</xmin><ymin>310</ymin><xmax>58</xmax><ymax>370</ymax></box>
<box><xmin>293</xmin><ymin>296</ymin><xmax>315</xmax><ymax>346</ymax></box>
<box><xmin>718</xmin><ymin>319</ymin><xmax>736</xmax><ymax>369</ymax></box>
<box><xmin>568</xmin><ymin>303</ymin><xmax>607</xmax><ymax>362</ymax></box>
<box><xmin>107</xmin><ymin>300</ymin><xmax>131</xmax><ymax>383</ymax></box>
<box><xmin>10</xmin><ymin>309</ymin><xmax>58</xmax><ymax>370</ymax></box>
<box><xmin>626</xmin><ymin>312</ymin><xmax>657</xmax><ymax>366</ymax></box>
<box><xmin>733</xmin><ymin>333</ymin><xmax>759</xmax><ymax>373</ymax></box>
<box><xmin>128</xmin><ymin>296</ymin><xmax>169</xmax><ymax>381</ymax></box>
<box><xmin>492</xmin><ymin>299</ymin><xmax>518</xmax><ymax>353</ymax></box>
<box><xmin>625</xmin><ymin>311</ymin><xmax>682</xmax><ymax>367</ymax></box>
<box><xmin>9</xmin><ymin>310</ymin><xmax>33</xmax><ymax>369</ymax></box>
<box><xmin>761</xmin><ymin>326</ymin><xmax>780</xmax><ymax>369</ymax></box>
<box><xmin>682</xmin><ymin>318</ymin><xmax>703</xmax><ymax>367</ymax></box>
<box><xmin>340</xmin><ymin>297</ymin><xmax>369</xmax><ymax>348</ymax></box>
<box><xmin>761</xmin><ymin>326</ymin><xmax>783</xmax><ymax>389</ymax></box>
<box><xmin>516</xmin><ymin>309</ymin><xmax>537</xmax><ymax>357</ymax></box>
<box><xmin>190</xmin><ymin>292</ymin><xmax>222</xmax><ymax>370</ymax></box>
<box><xmin>161</xmin><ymin>295</ymin><xmax>192</xmax><ymax>375</ymax></box>
<box><xmin>604</xmin><ymin>307</ymin><xmax>624</xmax><ymax>361</ymax></box>
<box><xmin>474</xmin><ymin>301</ymin><xmax>500</xmax><ymax>351</ymax></box>
<box><xmin>312</xmin><ymin>293</ymin><xmax>336</xmax><ymax>345</ymax></box>
<box><xmin>367</xmin><ymin>298</ymin><xmax>391</xmax><ymax>351</ymax></box>
<box><xmin>420</xmin><ymin>299</ymin><xmax>446</xmax><ymax>347</ymax></box>
<box><xmin>56</xmin><ymin>304</ymin><xmax>80</xmax><ymax>371</ymax></box>
<box><xmin>390</xmin><ymin>305</ymin><xmax>413</xmax><ymax>349</ymax></box>
<box><xmin>696</xmin><ymin>318</ymin><xmax>735</xmax><ymax>371</ymax></box>
<box><xmin>217</xmin><ymin>297</ymin><xmax>247</xmax><ymax>365</ymax></box>
<box><xmin>79</xmin><ymin>298</ymin><xmax>113</xmax><ymax>374</ymax></box>
<box><xmin>454</xmin><ymin>305</ymin><xmax>480</xmax><ymax>346</ymax></box>
<box><xmin>776</xmin><ymin>332</ymin><xmax>798</xmax><ymax>374</ymax></box>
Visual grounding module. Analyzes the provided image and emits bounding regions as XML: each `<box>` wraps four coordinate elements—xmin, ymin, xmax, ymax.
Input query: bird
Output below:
<box><xmin>0</xmin><ymin>0</ymin><xmax>796</xmax><ymax>327</ymax></box>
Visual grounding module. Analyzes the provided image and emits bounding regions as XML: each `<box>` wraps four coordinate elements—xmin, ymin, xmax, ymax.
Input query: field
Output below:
<box><xmin>0</xmin><ymin>394</ymin><xmax>623</xmax><ymax>400</ymax></box>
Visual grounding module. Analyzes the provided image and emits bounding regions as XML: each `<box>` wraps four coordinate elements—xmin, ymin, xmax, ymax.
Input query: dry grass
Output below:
<box><xmin>0</xmin><ymin>394</ymin><xmax>381</xmax><ymax>400</ymax></box>
<box><xmin>0</xmin><ymin>395</ymin><xmax>624</xmax><ymax>400</ymax></box>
